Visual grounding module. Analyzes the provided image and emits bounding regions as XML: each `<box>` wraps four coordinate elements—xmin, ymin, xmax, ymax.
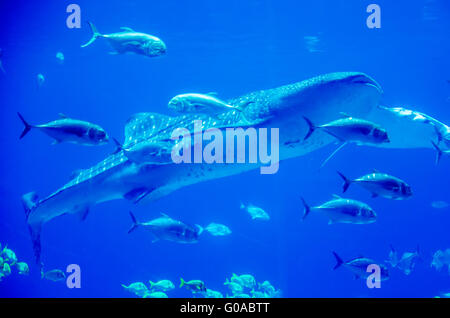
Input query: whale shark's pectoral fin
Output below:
<box><xmin>124</xmin><ymin>187</ymin><xmax>154</xmax><ymax>204</ymax></box>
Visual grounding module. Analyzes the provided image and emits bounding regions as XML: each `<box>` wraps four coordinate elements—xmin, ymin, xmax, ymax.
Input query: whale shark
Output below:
<box><xmin>20</xmin><ymin>72</ymin><xmax>438</xmax><ymax>265</ymax></box>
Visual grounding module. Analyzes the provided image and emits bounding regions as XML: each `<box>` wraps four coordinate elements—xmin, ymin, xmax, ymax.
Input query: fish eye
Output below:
<box><xmin>98</xmin><ymin>131</ymin><xmax>106</xmax><ymax>139</ymax></box>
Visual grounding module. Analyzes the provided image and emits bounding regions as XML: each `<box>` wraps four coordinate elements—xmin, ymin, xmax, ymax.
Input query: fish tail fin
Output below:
<box><xmin>300</xmin><ymin>197</ymin><xmax>311</xmax><ymax>220</ymax></box>
<box><xmin>127</xmin><ymin>211</ymin><xmax>140</xmax><ymax>234</ymax></box>
<box><xmin>302</xmin><ymin>116</ymin><xmax>316</xmax><ymax>141</ymax></box>
<box><xmin>179</xmin><ymin>278</ymin><xmax>185</xmax><ymax>288</ymax></box>
<box><xmin>17</xmin><ymin>112</ymin><xmax>32</xmax><ymax>139</ymax></box>
<box><xmin>81</xmin><ymin>21</ymin><xmax>102</xmax><ymax>48</ymax></box>
<box><xmin>21</xmin><ymin>192</ymin><xmax>43</xmax><ymax>266</ymax></box>
<box><xmin>195</xmin><ymin>224</ymin><xmax>204</xmax><ymax>235</ymax></box>
<box><xmin>240</xmin><ymin>202</ymin><xmax>245</xmax><ymax>209</ymax></box>
<box><xmin>332</xmin><ymin>251</ymin><xmax>344</xmax><ymax>270</ymax></box>
<box><xmin>416</xmin><ymin>244</ymin><xmax>422</xmax><ymax>259</ymax></box>
<box><xmin>431</xmin><ymin>141</ymin><xmax>443</xmax><ymax>165</ymax></box>
<box><xmin>149</xmin><ymin>281</ymin><xmax>154</xmax><ymax>288</ymax></box>
<box><xmin>336</xmin><ymin>171</ymin><xmax>351</xmax><ymax>193</ymax></box>
<box><xmin>434</xmin><ymin>125</ymin><xmax>443</xmax><ymax>143</ymax></box>
<box><xmin>112</xmin><ymin>137</ymin><xmax>124</xmax><ymax>154</ymax></box>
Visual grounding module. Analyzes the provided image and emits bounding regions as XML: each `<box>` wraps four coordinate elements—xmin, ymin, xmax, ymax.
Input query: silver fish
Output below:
<box><xmin>37</xmin><ymin>73</ymin><xmax>45</xmax><ymax>87</ymax></box>
<box><xmin>128</xmin><ymin>211</ymin><xmax>202</xmax><ymax>243</ymax></box>
<box><xmin>148</xmin><ymin>279</ymin><xmax>175</xmax><ymax>292</ymax></box>
<box><xmin>17</xmin><ymin>113</ymin><xmax>109</xmax><ymax>146</ymax></box>
<box><xmin>378</xmin><ymin>105</ymin><xmax>450</xmax><ymax>150</ymax></box>
<box><xmin>372</xmin><ymin>105</ymin><xmax>450</xmax><ymax>151</ymax></box>
<box><xmin>113</xmin><ymin>137</ymin><xmax>172</xmax><ymax>165</ymax></box>
<box><xmin>303</xmin><ymin>114</ymin><xmax>390</xmax><ymax>145</ymax></box>
<box><xmin>204</xmin><ymin>223</ymin><xmax>232</xmax><ymax>236</ymax></box>
<box><xmin>333</xmin><ymin>252</ymin><xmax>389</xmax><ymax>281</ymax></box>
<box><xmin>240</xmin><ymin>203</ymin><xmax>270</xmax><ymax>221</ymax></box>
<box><xmin>302</xmin><ymin>114</ymin><xmax>389</xmax><ymax>167</ymax></box>
<box><xmin>431</xmin><ymin>249</ymin><xmax>450</xmax><ymax>273</ymax></box>
<box><xmin>122</xmin><ymin>282</ymin><xmax>148</xmax><ymax>297</ymax></box>
<box><xmin>337</xmin><ymin>170</ymin><xmax>412</xmax><ymax>199</ymax></box>
<box><xmin>180</xmin><ymin>278</ymin><xmax>206</xmax><ymax>292</ymax></box>
<box><xmin>168</xmin><ymin>93</ymin><xmax>249</xmax><ymax>116</ymax></box>
<box><xmin>41</xmin><ymin>269</ymin><xmax>66</xmax><ymax>282</ymax></box>
<box><xmin>143</xmin><ymin>291</ymin><xmax>168</xmax><ymax>298</ymax></box>
<box><xmin>386</xmin><ymin>245</ymin><xmax>420</xmax><ymax>275</ymax></box>
<box><xmin>431</xmin><ymin>200</ymin><xmax>449</xmax><ymax>209</ymax></box>
<box><xmin>81</xmin><ymin>22</ymin><xmax>166</xmax><ymax>58</ymax></box>
<box><xmin>56</xmin><ymin>52</ymin><xmax>64</xmax><ymax>64</ymax></box>
<box><xmin>301</xmin><ymin>195</ymin><xmax>377</xmax><ymax>225</ymax></box>
<box><xmin>21</xmin><ymin>72</ymin><xmax>392</xmax><ymax>264</ymax></box>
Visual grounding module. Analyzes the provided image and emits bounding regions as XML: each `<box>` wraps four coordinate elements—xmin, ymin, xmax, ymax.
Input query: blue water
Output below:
<box><xmin>0</xmin><ymin>0</ymin><xmax>449</xmax><ymax>298</ymax></box>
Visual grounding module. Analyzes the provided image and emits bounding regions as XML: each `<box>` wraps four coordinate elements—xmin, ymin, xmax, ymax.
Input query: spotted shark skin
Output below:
<box><xmin>23</xmin><ymin>72</ymin><xmax>391</xmax><ymax>263</ymax></box>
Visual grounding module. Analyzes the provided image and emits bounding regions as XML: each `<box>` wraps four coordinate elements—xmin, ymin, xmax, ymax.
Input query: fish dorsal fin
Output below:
<box><xmin>206</xmin><ymin>92</ymin><xmax>219</xmax><ymax>97</ymax></box>
<box><xmin>372</xmin><ymin>168</ymin><xmax>379</xmax><ymax>173</ymax></box>
<box><xmin>339</xmin><ymin>112</ymin><xmax>352</xmax><ymax>118</ymax></box>
<box><xmin>332</xmin><ymin>194</ymin><xmax>342</xmax><ymax>199</ymax></box>
<box><xmin>160</xmin><ymin>212</ymin><xmax>171</xmax><ymax>218</ymax></box>
<box><xmin>120</xmin><ymin>27</ymin><xmax>134</xmax><ymax>32</ymax></box>
<box><xmin>58</xmin><ymin>113</ymin><xmax>68</xmax><ymax>119</ymax></box>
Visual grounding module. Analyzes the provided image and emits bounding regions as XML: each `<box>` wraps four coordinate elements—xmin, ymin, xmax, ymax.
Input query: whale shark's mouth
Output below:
<box><xmin>346</xmin><ymin>74</ymin><xmax>383</xmax><ymax>94</ymax></box>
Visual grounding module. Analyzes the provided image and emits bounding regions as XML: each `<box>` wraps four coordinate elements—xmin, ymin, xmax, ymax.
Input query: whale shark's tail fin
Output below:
<box><xmin>81</xmin><ymin>22</ymin><xmax>103</xmax><ymax>48</ymax></box>
<box><xmin>21</xmin><ymin>192</ymin><xmax>42</xmax><ymax>267</ymax></box>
